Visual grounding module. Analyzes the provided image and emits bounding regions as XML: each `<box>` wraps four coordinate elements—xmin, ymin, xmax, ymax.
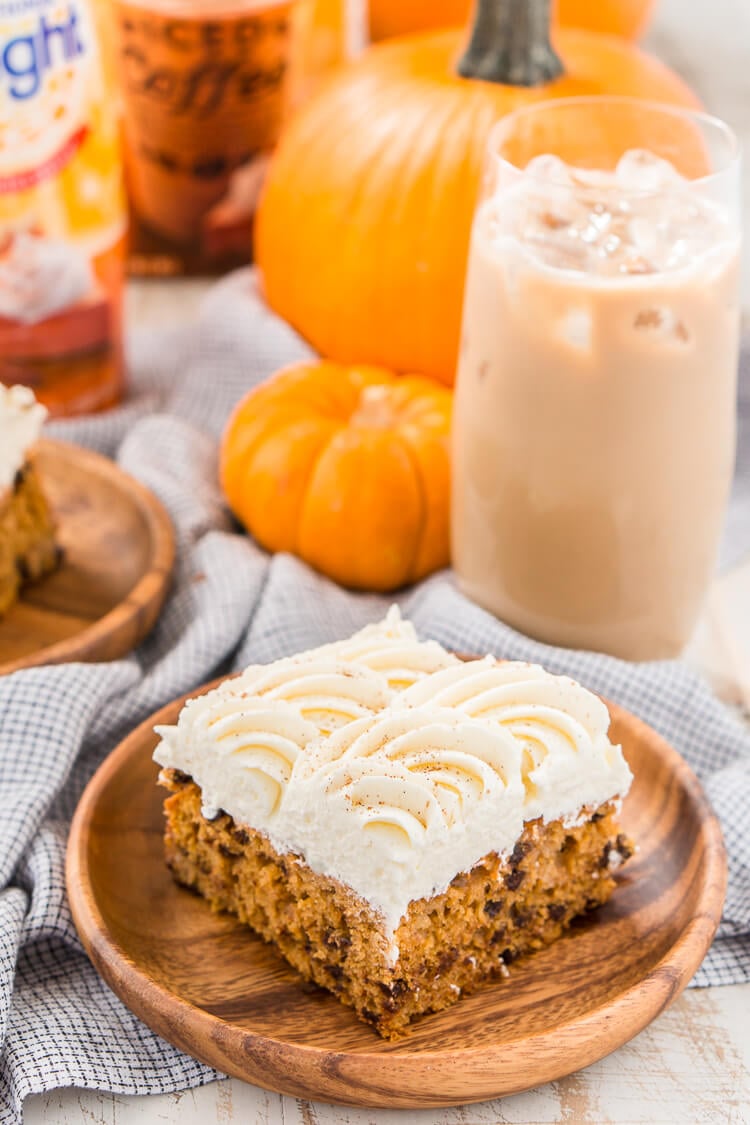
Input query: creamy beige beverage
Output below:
<box><xmin>453</xmin><ymin>148</ymin><xmax>741</xmax><ymax>660</ymax></box>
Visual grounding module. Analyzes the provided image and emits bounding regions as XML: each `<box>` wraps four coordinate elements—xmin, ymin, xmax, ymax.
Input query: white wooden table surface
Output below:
<box><xmin>26</xmin><ymin>0</ymin><xmax>750</xmax><ymax>1121</ymax></box>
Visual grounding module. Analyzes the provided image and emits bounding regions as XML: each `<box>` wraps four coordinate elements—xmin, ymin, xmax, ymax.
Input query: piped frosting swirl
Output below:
<box><xmin>156</xmin><ymin>696</ymin><xmax>320</xmax><ymax>827</ymax></box>
<box><xmin>154</xmin><ymin>613</ymin><xmax>632</xmax><ymax>945</ymax></box>
<box><xmin>399</xmin><ymin>658</ymin><xmax>631</xmax><ymax>820</ymax></box>
<box><xmin>226</xmin><ymin>657</ymin><xmax>393</xmax><ymax>734</ymax></box>
<box><xmin>303</xmin><ymin>707</ymin><xmax>521</xmax><ymax>835</ymax></box>
<box><xmin>308</xmin><ymin>606</ymin><xmax>458</xmax><ymax>689</ymax></box>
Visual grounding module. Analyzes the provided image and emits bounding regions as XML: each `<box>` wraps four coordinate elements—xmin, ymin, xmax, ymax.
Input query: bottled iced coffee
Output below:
<box><xmin>112</xmin><ymin>0</ymin><xmax>360</xmax><ymax>275</ymax></box>
<box><xmin>453</xmin><ymin>99</ymin><xmax>741</xmax><ymax>661</ymax></box>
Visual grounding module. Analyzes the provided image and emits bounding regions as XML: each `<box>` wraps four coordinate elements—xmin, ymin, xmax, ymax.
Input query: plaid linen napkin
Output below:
<box><xmin>1</xmin><ymin>270</ymin><xmax>749</xmax><ymax>1122</ymax></box>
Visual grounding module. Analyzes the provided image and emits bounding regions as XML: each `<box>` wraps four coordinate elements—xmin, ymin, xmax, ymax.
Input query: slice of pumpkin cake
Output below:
<box><xmin>154</xmin><ymin>616</ymin><xmax>633</xmax><ymax>1038</ymax></box>
<box><xmin>0</xmin><ymin>385</ymin><xmax>58</xmax><ymax>616</ymax></box>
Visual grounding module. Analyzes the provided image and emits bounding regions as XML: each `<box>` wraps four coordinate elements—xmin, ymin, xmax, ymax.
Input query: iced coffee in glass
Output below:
<box><xmin>452</xmin><ymin>98</ymin><xmax>741</xmax><ymax>660</ymax></box>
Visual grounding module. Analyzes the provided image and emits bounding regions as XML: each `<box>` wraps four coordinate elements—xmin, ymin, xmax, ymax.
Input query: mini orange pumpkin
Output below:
<box><xmin>368</xmin><ymin>0</ymin><xmax>656</xmax><ymax>42</ymax></box>
<box><xmin>220</xmin><ymin>362</ymin><xmax>452</xmax><ymax>591</ymax></box>
<box><xmin>257</xmin><ymin>0</ymin><xmax>697</xmax><ymax>386</ymax></box>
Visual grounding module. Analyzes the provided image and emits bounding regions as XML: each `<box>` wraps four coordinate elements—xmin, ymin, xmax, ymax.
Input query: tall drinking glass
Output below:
<box><xmin>452</xmin><ymin>98</ymin><xmax>741</xmax><ymax>660</ymax></box>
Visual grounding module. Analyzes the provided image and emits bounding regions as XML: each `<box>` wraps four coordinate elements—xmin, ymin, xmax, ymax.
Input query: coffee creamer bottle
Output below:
<box><xmin>0</xmin><ymin>0</ymin><xmax>126</xmax><ymax>416</ymax></box>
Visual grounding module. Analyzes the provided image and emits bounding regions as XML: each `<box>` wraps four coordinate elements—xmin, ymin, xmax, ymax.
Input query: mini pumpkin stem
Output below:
<box><xmin>457</xmin><ymin>0</ymin><xmax>564</xmax><ymax>87</ymax></box>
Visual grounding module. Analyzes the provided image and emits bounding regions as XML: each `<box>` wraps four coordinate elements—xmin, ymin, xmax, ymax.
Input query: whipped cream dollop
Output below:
<box><xmin>154</xmin><ymin>615</ymin><xmax>632</xmax><ymax>953</ymax></box>
<box><xmin>0</xmin><ymin>233</ymin><xmax>94</xmax><ymax>324</ymax></box>
<box><xmin>0</xmin><ymin>384</ymin><xmax>47</xmax><ymax>492</ymax></box>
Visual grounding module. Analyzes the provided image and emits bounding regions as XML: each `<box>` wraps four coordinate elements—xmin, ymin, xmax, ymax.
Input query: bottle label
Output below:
<box><xmin>0</xmin><ymin>0</ymin><xmax>126</xmax><ymax>414</ymax></box>
<box><xmin>0</xmin><ymin>1</ymin><xmax>94</xmax><ymax>186</ymax></box>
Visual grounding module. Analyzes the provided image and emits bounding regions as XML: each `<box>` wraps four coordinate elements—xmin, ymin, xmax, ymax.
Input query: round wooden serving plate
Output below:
<box><xmin>0</xmin><ymin>439</ymin><xmax>175</xmax><ymax>675</ymax></box>
<box><xmin>67</xmin><ymin>686</ymin><xmax>726</xmax><ymax>1109</ymax></box>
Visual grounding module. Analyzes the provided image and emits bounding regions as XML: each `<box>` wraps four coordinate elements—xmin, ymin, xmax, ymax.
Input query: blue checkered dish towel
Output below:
<box><xmin>1</xmin><ymin>271</ymin><xmax>749</xmax><ymax>1123</ymax></box>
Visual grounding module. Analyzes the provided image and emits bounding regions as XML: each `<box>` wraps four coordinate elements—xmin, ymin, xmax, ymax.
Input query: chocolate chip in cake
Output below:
<box><xmin>510</xmin><ymin>840</ymin><xmax>531</xmax><ymax>866</ymax></box>
<box><xmin>510</xmin><ymin>904</ymin><xmax>531</xmax><ymax>929</ymax></box>
<box><xmin>13</xmin><ymin>467</ymin><xmax>25</xmax><ymax>491</ymax></box>
<box><xmin>484</xmin><ymin>898</ymin><xmax>505</xmax><ymax>918</ymax></box>
<box><xmin>601</xmin><ymin>834</ymin><xmax>634</xmax><ymax>870</ymax></box>
<box><xmin>547</xmin><ymin>902</ymin><xmax>567</xmax><ymax>921</ymax></box>
<box><xmin>505</xmin><ymin>869</ymin><xmax>526</xmax><ymax>891</ymax></box>
<box><xmin>500</xmin><ymin>948</ymin><xmax>517</xmax><ymax>965</ymax></box>
<box><xmin>232</xmin><ymin>828</ymin><xmax>250</xmax><ymax>845</ymax></box>
<box><xmin>378</xmin><ymin>979</ymin><xmax>407</xmax><ymax>1009</ymax></box>
<box><xmin>323</xmin><ymin>929</ymin><xmax>352</xmax><ymax>953</ymax></box>
<box><xmin>437</xmin><ymin>947</ymin><xmax>459</xmax><ymax>973</ymax></box>
<box><xmin>591</xmin><ymin>810</ymin><xmax>605</xmax><ymax>823</ymax></box>
<box><xmin>324</xmin><ymin>963</ymin><xmax>344</xmax><ymax>981</ymax></box>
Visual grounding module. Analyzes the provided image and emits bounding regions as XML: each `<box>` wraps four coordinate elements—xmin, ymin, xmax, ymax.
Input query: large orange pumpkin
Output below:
<box><xmin>257</xmin><ymin>0</ymin><xmax>698</xmax><ymax>386</ymax></box>
<box><xmin>368</xmin><ymin>0</ymin><xmax>656</xmax><ymax>42</ymax></box>
<box><xmin>220</xmin><ymin>362</ymin><xmax>452</xmax><ymax>591</ymax></box>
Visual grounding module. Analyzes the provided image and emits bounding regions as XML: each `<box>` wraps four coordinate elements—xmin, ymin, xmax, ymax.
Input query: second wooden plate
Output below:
<box><xmin>66</xmin><ymin>685</ymin><xmax>726</xmax><ymax>1108</ymax></box>
<box><xmin>0</xmin><ymin>439</ymin><xmax>175</xmax><ymax>675</ymax></box>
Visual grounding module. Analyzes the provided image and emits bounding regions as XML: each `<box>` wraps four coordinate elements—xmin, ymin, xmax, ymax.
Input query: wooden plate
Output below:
<box><xmin>0</xmin><ymin>439</ymin><xmax>174</xmax><ymax>675</ymax></box>
<box><xmin>66</xmin><ymin>686</ymin><xmax>727</xmax><ymax>1109</ymax></box>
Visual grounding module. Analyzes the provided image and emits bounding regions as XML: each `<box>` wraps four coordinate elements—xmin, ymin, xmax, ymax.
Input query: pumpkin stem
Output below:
<box><xmin>457</xmin><ymin>0</ymin><xmax>564</xmax><ymax>87</ymax></box>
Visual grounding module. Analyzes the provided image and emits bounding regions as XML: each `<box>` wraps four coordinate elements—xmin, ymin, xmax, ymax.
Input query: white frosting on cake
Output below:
<box><xmin>306</xmin><ymin>606</ymin><xmax>459</xmax><ymax>689</ymax></box>
<box><xmin>156</xmin><ymin>696</ymin><xmax>320</xmax><ymax>829</ymax></box>
<box><xmin>0</xmin><ymin>384</ymin><xmax>46</xmax><ymax>492</ymax></box>
<box><xmin>153</xmin><ymin>615</ymin><xmax>632</xmax><ymax>955</ymax></box>
<box><xmin>223</xmin><ymin>657</ymin><xmax>393</xmax><ymax>734</ymax></box>
<box><xmin>399</xmin><ymin>658</ymin><xmax>632</xmax><ymax>822</ymax></box>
